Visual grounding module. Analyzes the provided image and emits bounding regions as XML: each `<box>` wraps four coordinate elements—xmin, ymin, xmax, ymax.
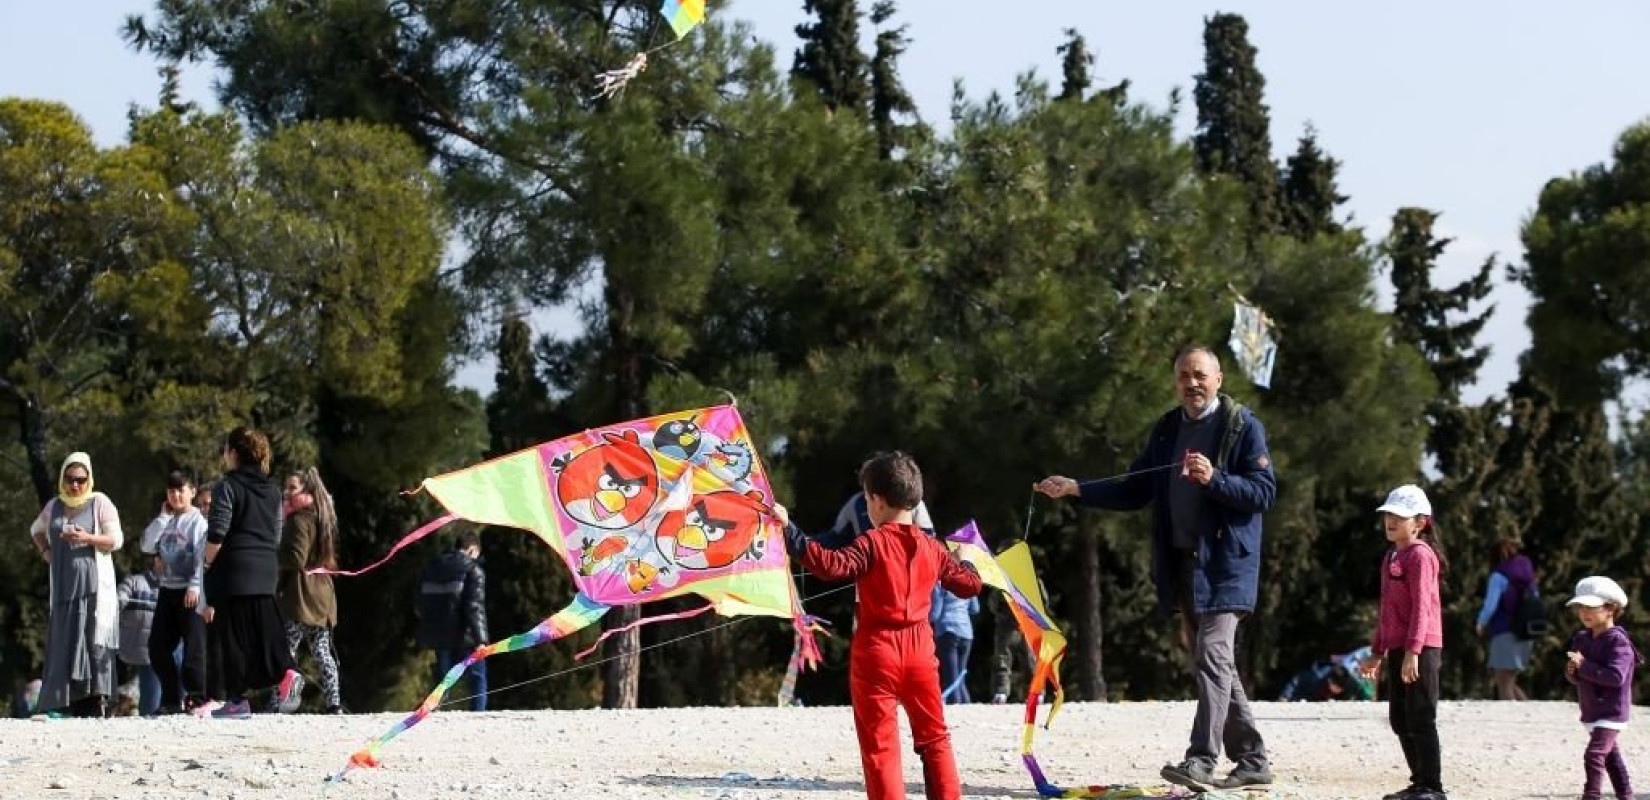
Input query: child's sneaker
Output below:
<box><xmin>271</xmin><ymin>669</ymin><xmax>305</xmax><ymax>714</ymax></box>
<box><xmin>209</xmin><ymin>699</ymin><xmax>251</xmax><ymax>720</ymax></box>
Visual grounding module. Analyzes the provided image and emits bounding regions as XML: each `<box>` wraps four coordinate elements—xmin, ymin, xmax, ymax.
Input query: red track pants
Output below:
<box><xmin>850</xmin><ymin>625</ymin><xmax>961</xmax><ymax>800</ymax></box>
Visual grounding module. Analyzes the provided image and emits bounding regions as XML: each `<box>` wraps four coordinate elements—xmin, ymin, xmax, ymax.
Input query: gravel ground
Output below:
<box><xmin>0</xmin><ymin>700</ymin><xmax>1631</xmax><ymax>799</ymax></box>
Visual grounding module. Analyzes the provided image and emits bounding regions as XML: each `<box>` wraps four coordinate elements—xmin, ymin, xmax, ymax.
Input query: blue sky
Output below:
<box><xmin>6</xmin><ymin>1</ymin><xmax>1649</xmax><ymax>404</ymax></box>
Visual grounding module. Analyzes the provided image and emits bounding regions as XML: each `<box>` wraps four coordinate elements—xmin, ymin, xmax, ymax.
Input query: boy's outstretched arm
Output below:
<box><xmin>776</xmin><ymin>504</ymin><xmax>872</xmax><ymax>582</ymax></box>
<box><xmin>937</xmin><ymin>548</ymin><xmax>983</xmax><ymax>599</ymax></box>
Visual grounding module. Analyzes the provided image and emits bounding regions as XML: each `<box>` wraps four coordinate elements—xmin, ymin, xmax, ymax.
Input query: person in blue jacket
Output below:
<box><xmin>930</xmin><ymin>584</ymin><xmax>980</xmax><ymax>704</ymax></box>
<box><xmin>1036</xmin><ymin>346</ymin><xmax>1277</xmax><ymax>793</ymax></box>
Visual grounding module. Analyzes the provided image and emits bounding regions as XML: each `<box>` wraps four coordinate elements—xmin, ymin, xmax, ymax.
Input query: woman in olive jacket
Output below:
<box><xmin>278</xmin><ymin>467</ymin><xmax>343</xmax><ymax>713</ymax></box>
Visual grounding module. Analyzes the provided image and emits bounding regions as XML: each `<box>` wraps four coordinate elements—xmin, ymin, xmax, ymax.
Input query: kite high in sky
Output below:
<box><xmin>660</xmin><ymin>0</ymin><xmax>706</xmax><ymax>39</ymax></box>
<box><xmin>592</xmin><ymin>0</ymin><xmax>707</xmax><ymax>99</ymax></box>
<box><xmin>946</xmin><ymin>523</ymin><xmax>1195</xmax><ymax>799</ymax></box>
<box><xmin>1228</xmin><ymin>298</ymin><xmax>1279</xmax><ymax>389</ymax></box>
<box><xmin>320</xmin><ymin>405</ymin><xmax>814</xmax><ymax>779</ymax></box>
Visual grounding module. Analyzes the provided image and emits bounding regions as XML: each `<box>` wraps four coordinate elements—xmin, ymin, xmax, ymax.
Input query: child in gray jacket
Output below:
<box><xmin>140</xmin><ymin>471</ymin><xmax>210</xmax><ymax>714</ymax></box>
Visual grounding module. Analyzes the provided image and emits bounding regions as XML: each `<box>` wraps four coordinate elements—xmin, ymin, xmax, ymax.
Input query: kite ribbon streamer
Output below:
<box><xmin>777</xmin><ymin>615</ymin><xmax>832</xmax><ymax>706</ymax></box>
<box><xmin>571</xmin><ymin>603</ymin><xmax>716</xmax><ymax>661</ymax></box>
<box><xmin>307</xmin><ymin>513</ymin><xmax>458</xmax><ymax>578</ymax></box>
<box><xmin>329</xmin><ymin>593</ymin><xmax>610</xmax><ymax>782</ymax></box>
<box><xmin>946</xmin><ymin>523</ymin><xmax>1186</xmax><ymax>799</ymax></box>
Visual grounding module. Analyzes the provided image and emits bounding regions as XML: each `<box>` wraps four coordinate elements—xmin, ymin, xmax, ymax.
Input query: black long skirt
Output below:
<box><xmin>209</xmin><ymin>595</ymin><xmax>296</xmax><ymax>700</ymax></box>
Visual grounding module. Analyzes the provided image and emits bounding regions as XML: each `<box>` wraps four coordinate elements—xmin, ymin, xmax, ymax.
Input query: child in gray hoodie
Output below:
<box><xmin>140</xmin><ymin>471</ymin><xmax>209</xmax><ymax>714</ymax></box>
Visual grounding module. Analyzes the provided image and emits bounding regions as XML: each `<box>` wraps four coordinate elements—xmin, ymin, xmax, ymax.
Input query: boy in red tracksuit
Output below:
<box><xmin>776</xmin><ymin>451</ymin><xmax>983</xmax><ymax>800</ymax></box>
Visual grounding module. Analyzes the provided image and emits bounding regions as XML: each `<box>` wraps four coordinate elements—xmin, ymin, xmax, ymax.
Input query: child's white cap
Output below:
<box><xmin>1376</xmin><ymin>484</ymin><xmax>1432</xmax><ymax>519</ymax></box>
<box><xmin>1568</xmin><ymin>576</ymin><xmax>1629</xmax><ymax>609</ymax></box>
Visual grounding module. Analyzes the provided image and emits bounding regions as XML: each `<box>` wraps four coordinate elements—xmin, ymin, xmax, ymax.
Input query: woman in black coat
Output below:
<box><xmin>201</xmin><ymin>426</ymin><xmax>304</xmax><ymax>718</ymax></box>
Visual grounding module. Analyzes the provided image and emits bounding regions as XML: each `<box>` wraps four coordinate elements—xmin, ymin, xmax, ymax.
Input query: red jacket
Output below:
<box><xmin>798</xmin><ymin>522</ymin><xmax>983</xmax><ymax>631</ymax></box>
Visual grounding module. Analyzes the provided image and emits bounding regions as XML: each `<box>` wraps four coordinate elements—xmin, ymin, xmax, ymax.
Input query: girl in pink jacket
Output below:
<box><xmin>1361</xmin><ymin>485</ymin><xmax>1448</xmax><ymax>800</ymax></box>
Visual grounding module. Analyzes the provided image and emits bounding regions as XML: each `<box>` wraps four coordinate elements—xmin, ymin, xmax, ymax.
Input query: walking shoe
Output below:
<box><xmin>272</xmin><ymin>669</ymin><xmax>305</xmax><ymax>714</ymax></box>
<box><xmin>1407</xmin><ymin>791</ymin><xmax>1448</xmax><ymax>800</ymax></box>
<box><xmin>1215</xmin><ymin>762</ymin><xmax>1275</xmax><ymax>789</ymax></box>
<box><xmin>1159</xmin><ymin>760</ymin><xmax>1217</xmax><ymax>792</ymax></box>
<box><xmin>209</xmin><ymin>699</ymin><xmax>252</xmax><ymax>720</ymax></box>
<box><xmin>190</xmin><ymin>700</ymin><xmax>224</xmax><ymax>719</ymax></box>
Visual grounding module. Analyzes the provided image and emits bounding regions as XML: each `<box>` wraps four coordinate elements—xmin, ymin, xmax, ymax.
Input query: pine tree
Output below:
<box><xmin>487</xmin><ymin>314</ymin><xmax>559</xmax><ymax>453</ymax></box>
<box><xmin>794</xmin><ymin>0</ymin><xmax>872</xmax><ymax>114</ymax></box>
<box><xmin>1516</xmin><ymin>121</ymin><xmax>1650</xmax><ymax>406</ymax></box>
<box><xmin>868</xmin><ymin>1</ymin><xmax>924</xmax><ymax>160</ymax></box>
<box><xmin>1056</xmin><ymin>29</ymin><xmax>1093</xmax><ymax>102</ymax></box>
<box><xmin>1387</xmin><ymin>208</ymin><xmax>1495</xmax><ymax>405</ymax></box>
<box><xmin>1279</xmin><ymin>125</ymin><xmax>1347</xmax><ymax>239</ymax></box>
<box><xmin>1192</xmin><ymin>13</ymin><xmax>1279</xmax><ymax>231</ymax></box>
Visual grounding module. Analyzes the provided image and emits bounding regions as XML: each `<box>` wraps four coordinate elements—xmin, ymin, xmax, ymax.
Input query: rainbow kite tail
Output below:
<box><xmin>328</xmin><ymin>594</ymin><xmax>610</xmax><ymax>782</ymax></box>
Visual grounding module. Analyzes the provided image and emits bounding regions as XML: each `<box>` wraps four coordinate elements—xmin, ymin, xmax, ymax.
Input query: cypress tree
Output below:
<box><xmin>1193</xmin><ymin>13</ymin><xmax>1279</xmax><ymax>230</ymax></box>
<box><xmin>794</xmin><ymin>0</ymin><xmax>872</xmax><ymax>114</ymax></box>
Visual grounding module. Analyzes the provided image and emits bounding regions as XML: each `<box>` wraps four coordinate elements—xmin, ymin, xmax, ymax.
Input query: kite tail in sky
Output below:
<box><xmin>329</xmin><ymin>594</ymin><xmax>611</xmax><ymax>782</ymax></box>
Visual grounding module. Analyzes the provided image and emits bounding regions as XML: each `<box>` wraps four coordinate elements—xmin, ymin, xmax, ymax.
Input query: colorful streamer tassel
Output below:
<box><xmin>777</xmin><ymin>615</ymin><xmax>832</xmax><ymax>706</ymax></box>
<box><xmin>328</xmin><ymin>594</ymin><xmax>610</xmax><ymax>782</ymax></box>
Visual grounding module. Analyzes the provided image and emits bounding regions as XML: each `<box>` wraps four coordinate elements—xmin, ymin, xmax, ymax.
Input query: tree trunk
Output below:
<box><xmin>600</xmin><ymin>605</ymin><xmax>642</xmax><ymax>708</ymax></box>
<box><xmin>20</xmin><ymin>396</ymin><xmax>54</xmax><ymax>506</ymax></box>
<box><xmin>1074</xmin><ymin>516</ymin><xmax>1108</xmax><ymax>701</ymax></box>
<box><xmin>600</xmin><ymin>287</ymin><xmax>643</xmax><ymax>710</ymax></box>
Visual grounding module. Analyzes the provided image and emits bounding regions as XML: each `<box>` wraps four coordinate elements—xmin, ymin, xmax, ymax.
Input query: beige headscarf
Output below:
<box><xmin>57</xmin><ymin>452</ymin><xmax>95</xmax><ymax>509</ymax></box>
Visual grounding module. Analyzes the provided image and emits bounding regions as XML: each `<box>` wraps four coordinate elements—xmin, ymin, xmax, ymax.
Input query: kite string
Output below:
<box><xmin>1023</xmin><ymin>462</ymin><xmax>1181</xmax><ymax>541</ymax></box>
<box><xmin>439</xmin><ymin>582</ymin><xmax>857</xmax><ymax>710</ymax></box>
<box><xmin>1082</xmin><ymin>461</ymin><xmax>1181</xmax><ymax>484</ymax></box>
<box><xmin>1022</xmin><ymin>492</ymin><xmax>1036</xmax><ymax>541</ymax></box>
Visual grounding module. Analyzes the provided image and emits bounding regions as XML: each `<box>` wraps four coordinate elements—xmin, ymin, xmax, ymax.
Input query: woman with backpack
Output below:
<box><xmin>1476</xmin><ymin>539</ymin><xmax>1540</xmax><ymax>701</ymax></box>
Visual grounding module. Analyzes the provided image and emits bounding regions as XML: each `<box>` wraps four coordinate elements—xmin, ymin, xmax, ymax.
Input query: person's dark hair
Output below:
<box><xmin>166</xmin><ymin>470</ymin><xmax>194</xmax><ymax>490</ymax></box>
<box><xmin>296</xmin><ymin>467</ymin><xmax>339</xmax><ymax>570</ymax></box>
<box><xmin>455</xmin><ymin>530</ymin><xmax>481</xmax><ymax>552</ymax></box>
<box><xmin>225</xmin><ymin>426</ymin><xmax>272</xmax><ymax>474</ymax></box>
<box><xmin>1491</xmin><ymin>539</ymin><xmax>1520</xmax><ymax>565</ymax></box>
<box><xmin>1173</xmin><ymin>345</ymin><xmax>1222</xmax><ymax>372</ymax></box>
<box><xmin>858</xmin><ymin>451</ymin><xmax>923</xmax><ymax>510</ymax></box>
<box><xmin>194</xmin><ymin>482</ymin><xmax>215</xmax><ymax>509</ymax></box>
<box><xmin>1418</xmin><ymin>517</ymin><xmax>1451</xmax><ymax>577</ymax></box>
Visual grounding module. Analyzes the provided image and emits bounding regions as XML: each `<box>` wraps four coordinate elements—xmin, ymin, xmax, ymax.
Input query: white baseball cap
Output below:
<box><xmin>1568</xmin><ymin>576</ymin><xmax>1629</xmax><ymax>609</ymax></box>
<box><xmin>1376</xmin><ymin>484</ymin><xmax>1432</xmax><ymax>519</ymax></box>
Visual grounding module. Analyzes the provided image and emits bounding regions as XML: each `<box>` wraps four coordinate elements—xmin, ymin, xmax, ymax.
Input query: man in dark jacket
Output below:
<box><xmin>417</xmin><ymin>531</ymin><xmax>488</xmax><ymax>711</ymax></box>
<box><xmin>1036</xmin><ymin>346</ymin><xmax>1276</xmax><ymax>792</ymax></box>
